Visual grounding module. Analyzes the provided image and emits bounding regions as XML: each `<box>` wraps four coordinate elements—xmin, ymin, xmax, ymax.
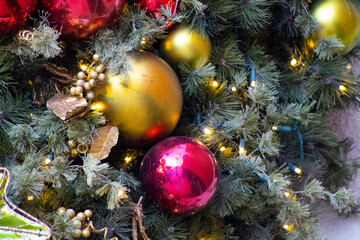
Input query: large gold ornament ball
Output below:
<box><xmin>94</xmin><ymin>51</ymin><xmax>183</xmax><ymax>146</ymax></box>
<box><xmin>160</xmin><ymin>27</ymin><xmax>211</xmax><ymax>68</ymax></box>
<box><xmin>311</xmin><ymin>0</ymin><xmax>360</xmax><ymax>53</ymax></box>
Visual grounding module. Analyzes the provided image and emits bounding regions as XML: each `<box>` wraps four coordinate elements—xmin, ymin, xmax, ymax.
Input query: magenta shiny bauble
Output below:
<box><xmin>40</xmin><ymin>0</ymin><xmax>125</xmax><ymax>40</ymax></box>
<box><xmin>140</xmin><ymin>136</ymin><xmax>219</xmax><ymax>215</ymax></box>
<box><xmin>129</xmin><ymin>0</ymin><xmax>176</xmax><ymax>18</ymax></box>
<box><xmin>0</xmin><ymin>0</ymin><xmax>37</xmax><ymax>35</ymax></box>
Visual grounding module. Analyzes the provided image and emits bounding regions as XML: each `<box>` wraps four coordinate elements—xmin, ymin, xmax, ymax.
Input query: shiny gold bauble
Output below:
<box><xmin>311</xmin><ymin>0</ymin><xmax>360</xmax><ymax>53</ymax></box>
<box><xmin>68</xmin><ymin>139</ymin><xmax>77</xmax><ymax>149</ymax></box>
<box><xmin>75</xmin><ymin>212</ymin><xmax>86</xmax><ymax>222</ymax></box>
<box><xmin>160</xmin><ymin>27</ymin><xmax>211</xmax><ymax>68</ymax></box>
<box><xmin>81</xmin><ymin>228</ymin><xmax>91</xmax><ymax>238</ymax></box>
<box><xmin>93</xmin><ymin>51</ymin><xmax>183</xmax><ymax>146</ymax></box>
<box><xmin>84</xmin><ymin>209</ymin><xmax>93</xmax><ymax>218</ymax></box>
<box><xmin>57</xmin><ymin>207</ymin><xmax>66</xmax><ymax>216</ymax></box>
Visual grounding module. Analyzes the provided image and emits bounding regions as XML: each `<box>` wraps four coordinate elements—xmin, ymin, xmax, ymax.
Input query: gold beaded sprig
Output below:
<box><xmin>68</xmin><ymin>140</ymin><xmax>90</xmax><ymax>159</ymax></box>
<box><xmin>69</xmin><ymin>54</ymin><xmax>106</xmax><ymax>101</ymax></box>
<box><xmin>57</xmin><ymin>207</ymin><xmax>117</xmax><ymax>239</ymax></box>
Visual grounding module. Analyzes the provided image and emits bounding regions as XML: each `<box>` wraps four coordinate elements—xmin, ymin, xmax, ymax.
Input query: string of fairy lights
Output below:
<box><xmin>29</xmin><ymin>51</ymin><xmax>352</xmax><ymax>234</ymax></box>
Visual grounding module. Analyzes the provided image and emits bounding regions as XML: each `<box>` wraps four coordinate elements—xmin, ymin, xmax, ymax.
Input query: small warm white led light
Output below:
<box><xmin>290</xmin><ymin>59</ymin><xmax>297</xmax><ymax>66</ymax></box>
<box><xmin>80</xmin><ymin>65</ymin><xmax>87</xmax><ymax>71</ymax></box>
<box><xmin>44</xmin><ymin>158</ymin><xmax>51</xmax><ymax>165</ymax></box>
<box><xmin>294</xmin><ymin>168</ymin><xmax>301</xmax><ymax>174</ymax></box>
<box><xmin>220</xmin><ymin>146</ymin><xmax>226</xmax><ymax>152</ymax></box>
<box><xmin>250</xmin><ymin>81</ymin><xmax>257</xmax><ymax>87</ymax></box>
<box><xmin>117</xmin><ymin>189</ymin><xmax>125</xmax><ymax>198</ymax></box>
<box><xmin>283</xmin><ymin>224</ymin><xmax>293</xmax><ymax>231</ymax></box>
<box><xmin>339</xmin><ymin>85</ymin><xmax>346</xmax><ymax>91</ymax></box>
<box><xmin>212</xmin><ymin>81</ymin><xmax>219</xmax><ymax>87</ymax></box>
<box><xmin>239</xmin><ymin>147</ymin><xmax>246</xmax><ymax>155</ymax></box>
<box><xmin>231</xmin><ymin>86</ymin><xmax>237</xmax><ymax>92</ymax></box>
<box><xmin>203</xmin><ymin>127</ymin><xmax>212</xmax><ymax>135</ymax></box>
<box><xmin>125</xmin><ymin>157</ymin><xmax>131</xmax><ymax>163</ymax></box>
<box><xmin>284</xmin><ymin>192</ymin><xmax>290</xmax><ymax>197</ymax></box>
<box><xmin>27</xmin><ymin>195</ymin><xmax>34</xmax><ymax>201</ymax></box>
<box><xmin>272</xmin><ymin>126</ymin><xmax>278</xmax><ymax>131</ymax></box>
<box><xmin>91</xmin><ymin>103</ymin><xmax>104</xmax><ymax>111</ymax></box>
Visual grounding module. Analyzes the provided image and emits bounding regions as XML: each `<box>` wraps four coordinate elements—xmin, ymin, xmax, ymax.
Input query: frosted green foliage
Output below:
<box><xmin>82</xmin><ymin>155</ymin><xmax>109</xmax><ymax>187</ymax></box>
<box><xmin>295</xmin><ymin>12</ymin><xmax>321</xmax><ymax>38</ymax></box>
<box><xmin>235</xmin><ymin>0</ymin><xmax>274</xmax><ymax>31</ymax></box>
<box><xmin>150</xmin><ymin>214</ymin><xmax>188</xmax><ymax>240</ymax></box>
<box><xmin>327</xmin><ymin>188</ymin><xmax>358</xmax><ymax>213</ymax></box>
<box><xmin>257</xmin><ymin>131</ymin><xmax>280</xmax><ymax>156</ymax></box>
<box><xmin>8</xmin><ymin>124</ymin><xmax>40</xmax><ymax>153</ymax></box>
<box><xmin>315</xmin><ymin>37</ymin><xmax>345</xmax><ymax>60</ymax></box>
<box><xmin>180</xmin><ymin>60</ymin><xmax>216</xmax><ymax>96</ymax></box>
<box><xmin>96</xmin><ymin>181</ymin><xmax>128</xmax><ymax>210</ymax></box>
<box><xmin>304</xmin><ymin>179</ymin><xmax>325</xmax><ymax>202</ymax></box>
<box><xmin>45</xmin><ymin>156</ymin><xmax>78</xmax><ymax>188</ymax></box>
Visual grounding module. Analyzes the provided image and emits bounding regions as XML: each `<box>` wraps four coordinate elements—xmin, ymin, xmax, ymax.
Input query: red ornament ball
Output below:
<box><xmin>0</xmin><ymin>0</ymin><xmax>36</xmax><ymax>35</ymax></box>
<box><xmin>140</xmin><ymin>136</ymin><xmax>219</xmax><ymax>215</ymax></box>
<box><xmin>41</xmin><ymin>0</ymin><xmax>125</xmax><ymax>40</ymax></box>
<box><xmin>130</xmin><ymin>0</ymin><xmax>176</xmax><ymax>17</ymax></box>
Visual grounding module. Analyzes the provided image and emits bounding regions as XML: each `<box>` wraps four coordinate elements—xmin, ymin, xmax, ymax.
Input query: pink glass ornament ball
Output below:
<box><xmin>130</xmin><ymin>0</ymin><xmax>176</xmax><ymax>17</ymax></box>
<box><xmin>0</xmin><ymin>0</ymin><xmax>37</xmax><ymax>35</ymax></box>
<box><xmin>140</xmin><ymin>136</ymin><xmax>219</xmax><ymax>215</ymax></box>
<box><xmin>40</xmin><ymin>0</ymin><xmax>125</xmax><ymax>40</ymax></box>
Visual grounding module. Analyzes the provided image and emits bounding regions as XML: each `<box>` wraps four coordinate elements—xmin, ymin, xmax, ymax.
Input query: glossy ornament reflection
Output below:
<box><xmin>129</xmin><ymin>0</ymin><xmax>177</xmax><ymax>18</ymax></box>
<box><xmin>40</xmin><ymin>0</ymin><xmax>125</xmax><ymax>40</ymax></box>
<box><xmin>93</xmin><ymin>51</ymin><xmax>183</xmax><ymax>147</ymax></box>
<box><xmin>159</xmin><ymin>26</ymin><xmax>212</xmax><ymax>68</ymax></box>
<box><xmin>140</xmin><ymin>136</ymin><xmax>219</xmax><ymax>215</ymax></box>
<box><xmin>0</xmin><ymin>0</ymin><xmax>36</xmax><ymax>35</ymax></box>
<box><xmin>310</xmin><ymin>0</ymin><xmax>360</xmax><ymax>53</ymax></box>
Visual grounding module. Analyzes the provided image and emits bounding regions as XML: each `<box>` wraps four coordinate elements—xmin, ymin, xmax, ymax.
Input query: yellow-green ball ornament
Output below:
<box><xmin>311</xmin><ymin>0</ymin><xmax>360</xmax><ymax>53</ymax></box>
<box><xmin>160</xmin><ymin>26</ymin><xmax>211</xmax><ymax>68</ymax></box>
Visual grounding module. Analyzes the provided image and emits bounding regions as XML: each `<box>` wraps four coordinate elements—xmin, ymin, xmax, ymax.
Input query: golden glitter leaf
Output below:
<box><xmin>89</xmin><ymin>126</ymin><xmax>119</xmax><ymax>161</ymax></box>
<box><xmin>47</xmin><ymin>93</ymin><xmax>87</xmax><ymax>121</ymax></box>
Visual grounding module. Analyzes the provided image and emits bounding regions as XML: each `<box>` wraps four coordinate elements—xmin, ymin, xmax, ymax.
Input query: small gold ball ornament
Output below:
<box><xmin>71</xmin><ymin>148</ymin><xmax>79</xmax><ymax>158</ymax></box>
<box><xmin>70</xmin><ymin>219</ymin><xmax>82</xmax><ymax>229</ymax></box>
<box><xmin>66</xmin><ymin>209</ymin><xmax>76</xmax><ymax>219</ymax></box>
<box><xmin>70</xmin><ymin>87</ymin><xmax>77</xmax><ymax>95</ymax></box>
<box><xmin>93</xmin><ymin>51</ymin><xmax>183</xmax><ymax>146</ymax></box>
<box><xmin>77</xmin><ymin>72</ymin><xmax>86</xmax><ymax>79</ymax></box>
<box><xmin>57</xmin><ymin>207</ymin><xmax>67</xmax><ymax>216</ymax></box>
<box><xmin>87</xmin><ymin>91</ymin><xmax>95</xmax><ymax>101</ymax></box>
<box><xmin>82</xmin><ymin>228</ymin><xmax>91</xmax><ymax>238</ymax></box>
<box><xmin>96</xmin><ymin>64</ymin><xmax>105</xmax><ymax>73</ymax></box>
<box><xmin>75</xmin><ymin>212</ymin><xmax>86</xmax><ymax>221</ymax></box>
<box><xmin>76</xmin><ymin>79</ymin><xmax>85</xmax><ymax>87</ymax></box>
<box><xmin>89</xmin><ymin>71</ymin><xmax>98</xmax><ymax>79</ymax></box>
<box><xmin>68</xmin><ymin>139</ymin><xmax>77</xmax><ymax>149</ymax></box>
<box><xmin>89</xmin><ymin>79</ymin><xmax>96</xmax><ymax>87</ymax></box>
<box><xmin>160</xmin><ymin>26</ymin><xmax>211</xmax><ymax>68</ymax></box>
<box><xmin>93</xmin><ymin>54</ymin><xmax>101</xmax><ymax>62</ymax></box>
<box><xmin>73</xmin><ymin>229</ymin><xmax>82</xmax><ymax>238</ymax></box>
<box><xmin>98</xmin><ymin>73</ymin><xmax>106</xmax><ymax>81</ymax></box>
<box><xmin>75</xmin><ymin>86</ymin><xmax>83</xmax><ymax>95</ymax></box>
<box><xmin>84</xmin><ymin>82</ymin><xmax>91</xmax><ymax>90</ymax></box>
<box><xmin>311</xmin><ymin>0</ymin><xmax>360</xmax><ymax>53</ymax></box>
<box><xmin>84</xmin><ymin>209</ymin><xmax>93</xmax><ymax>218</ymax></box>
